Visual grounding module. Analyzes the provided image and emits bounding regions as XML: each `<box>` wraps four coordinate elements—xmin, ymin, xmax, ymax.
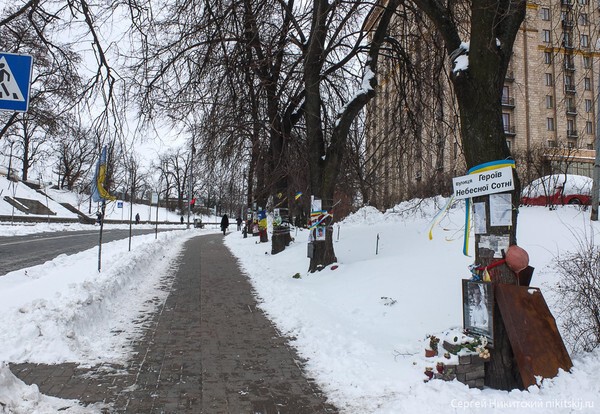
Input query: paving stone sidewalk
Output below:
<box><xmin>10</xmin><ymin>233</ymin><xmax>338</xmax><ymax>413</ymax></box>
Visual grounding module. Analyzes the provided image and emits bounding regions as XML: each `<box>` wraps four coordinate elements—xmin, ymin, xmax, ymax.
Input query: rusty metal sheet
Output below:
<box><xmin>495</xmin><ymin>284</ymin><xmax>573</xmax><ymax>388</ymax></box>
<box><xmin>517</xmin><ymin>266</ymin><xmax>535</xmax><ymax>287</ymax></box>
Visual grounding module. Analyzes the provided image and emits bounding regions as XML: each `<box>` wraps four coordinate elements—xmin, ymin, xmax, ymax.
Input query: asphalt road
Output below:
<box><xmin>0</xmin><ymin>228</ymin><xmax>176</xmax><ymax>276</ymax></box>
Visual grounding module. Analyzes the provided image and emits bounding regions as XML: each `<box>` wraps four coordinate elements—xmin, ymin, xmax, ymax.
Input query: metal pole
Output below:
<box><xmin>8</xmin><ymin>141</ymin><xmax>14</xmax><ymax>225</ymax></box>
<box><xmin>591</xmin><ymin>66</ymin><xmax>600</xmax><ymax>220</ymax></box>
<box><xmin>155</xmin><ymin>192</ymin><xmax>159</xmax><ymax>239</ymax></box>
<box><xmin>129</xmin><ymin>161</ymin><xmax>134</xmax><ymax>251</ymax></box>
<box><xmin>98</xmin><ymin>200</ymin><xmax>106</xmax><ymax>272</ymax></box>
<box><xmin>187</xmin><ymin>144</ymin><xmax>195</xmax><ymax>229</ymax></box>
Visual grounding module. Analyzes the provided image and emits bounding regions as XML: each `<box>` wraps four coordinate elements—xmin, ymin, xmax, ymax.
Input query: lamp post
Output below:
<box><xmin>129</xmin><ymin>158</ymin><xmax>135</xmax><ymax>251</ymax></box>
<box><xmin>187</xmin><ymin>144</ymin><xmax>196</xmax><ymax>229</ymax></box>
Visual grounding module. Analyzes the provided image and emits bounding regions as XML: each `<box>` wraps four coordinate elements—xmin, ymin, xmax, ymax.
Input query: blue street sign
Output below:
<box><xmin>0</xmin><ymin>52</ymin><xmax>33</xmax><ymax>112</ymax></box>
<box><xmin>117</xmin><ymin>201</ymin><xmax>123</xmax><ymax>208</ymax></box>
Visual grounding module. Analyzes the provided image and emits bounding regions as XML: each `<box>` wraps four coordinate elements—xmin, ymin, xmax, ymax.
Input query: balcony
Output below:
<box><xmin>563</xmin><ymin>41</ymin><xmax>575</xmax><ymax>51</ymax></box>
<box><xmin>561</xmin><ymin>0</ymin><xmax>573</xmax><ymax>6</ymax></box>
<box><xmin>562</xmin><ymin>19</ymin><xmax>575</xmax><ymax>29</ymax></box>
<box><xmin>565</xmin><ymin>84</ymin><xmax>576</xmax><ymax>94</ymax></box>
<box><xmin>501</xmin><ymin>97</ymin><xmax>515</xmax><ymax>108</ymax></box>
<box><xmin>564</xmin><ymin>62</ymin><xmax>576</xmax><ymax>72</ymax></box>
<box><xmin>503</xmin><ymin>125</ymin><xmax>516</xmax><ymax>136</ymax></box>
<box><xmin>567</xmin><ymin>129</ymin><xmax>578</xmax><ymax>138</ymax></box>
<box><xmin>505</xmin><ymin>71</ymin><xmax>515</xmax><ymax>82</ymax></box>
<box><xmin>566</xmin><ymin>106</ymin><xmax>577</xmax><ymax>115</ymax></box>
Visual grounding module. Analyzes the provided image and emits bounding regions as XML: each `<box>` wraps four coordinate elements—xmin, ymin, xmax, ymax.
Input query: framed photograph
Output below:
<box><xmin>462</xmin><ymin>280</ymin><xmax>494</xmax><ymax>346</ymax></box>
<box><xmin>315</xmin><ymin>225</ymin><xmax>326</xmax><ymax>241</ymax></box>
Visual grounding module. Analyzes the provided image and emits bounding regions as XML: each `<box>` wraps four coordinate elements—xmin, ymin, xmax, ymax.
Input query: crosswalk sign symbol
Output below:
<box><xmin>0</xmin><ymin>52</ymin><xmax>33</xmax><ymax>112</ymax></box>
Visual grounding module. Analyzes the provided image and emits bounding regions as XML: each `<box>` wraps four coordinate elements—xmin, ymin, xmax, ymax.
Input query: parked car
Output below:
<box><xmin>520</xmin><ymin>174</ymin><xmax>593</xmax><ymax>206</ymax></box>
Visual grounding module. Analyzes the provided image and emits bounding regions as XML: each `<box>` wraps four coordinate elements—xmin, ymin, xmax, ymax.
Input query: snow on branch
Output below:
<box><xmin>335</xmin><ymin>65</ymin><xmax>376</xmax><ymax>127</ymax></box>
<box><xmin>450</xmin><ymin>41</ymin><xmax>469</xmax><ymax>74</ymax></box>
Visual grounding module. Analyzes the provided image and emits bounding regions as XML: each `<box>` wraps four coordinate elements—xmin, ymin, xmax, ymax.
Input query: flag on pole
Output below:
<box><xmin>91</xmin><ymin>146</ymin><xmax>117</xmax><ymax>202</ymax></box>
<box><xmin>295</xmin><ymin>191</ymin><xmax>303</xmax><ymax>200</ymax></box>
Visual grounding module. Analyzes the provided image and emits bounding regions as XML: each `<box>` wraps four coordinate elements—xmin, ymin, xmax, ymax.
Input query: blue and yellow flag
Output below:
<box><xmin>91</xmin><ymin>146</ymin><xmax>116</xmax><ymax>202</ymax></box>
<box><xmin>295</xmin><ymin>191</ymin><xmax>303</xmax><ymax>200</ymax></box>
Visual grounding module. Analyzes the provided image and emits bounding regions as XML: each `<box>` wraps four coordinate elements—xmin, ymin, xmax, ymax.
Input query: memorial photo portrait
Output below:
<box><xmin>462</xmin><ymin>280</ymin><xmax>494</xmax><ymax>345</ymax></box>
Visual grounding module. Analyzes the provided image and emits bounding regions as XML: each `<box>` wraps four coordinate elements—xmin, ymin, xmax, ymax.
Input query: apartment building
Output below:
<box><xmin>366</xmin><ymin>1</ymin><xmax>600</xmax><ymax>209</ymax></box>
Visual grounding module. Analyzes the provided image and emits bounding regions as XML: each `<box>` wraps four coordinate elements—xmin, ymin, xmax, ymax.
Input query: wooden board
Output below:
<box><xmin>495</xmin><ymin>284</ymin><xmax>573</xmax><ymax>388</ymax></box>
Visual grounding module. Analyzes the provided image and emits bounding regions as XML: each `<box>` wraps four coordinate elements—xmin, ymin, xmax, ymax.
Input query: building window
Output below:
<box><xmin>565</xmin><ymin>74</ymin><xmax>574</xmax><ymax>88</ymax></box>
<box><xmin>546</xmin><ymin>95</ymin><xmax>554</xmax><ymax>108</ymax></box>
<box><xmin>567</xmin><ymin>119</ymin><xmax>575</xmax><ymax>133</ymax></box>
<box><xmin>581</xmin><ymin>34</ymin><xmax>589</xmax><ymax>48</ymax></box>
<box><xmin>586</xmin><ymin>99</ymin><xmax>593</xmax><ymax>112</ymax></box>
<box><xmin>580</xmin><ymin>13</ymin><xmax>589</xmax><ymax>25</ymax></box>
<box><xmin>503</xmin><ymin>113</ymin><xmax>511</xmax><ymax>131</ymax></box>
<box><xmin>565</xmin><ymin>55</ymin><xmax>574</xmax><ymax>69</ymax></box>
<box><xmin>583</xmin><ymin>56</ymin><xmax>592</xmax><ymax>68</ymax></box>
<box><xmin>541</xmin><ymin>7</ymin><xmax>551</xmax><ymax>20</ymax></box>
<box><xmin>568</xmin><ymin>141</ymin><xmax>576</xmax><ymax>149</ymax></box>
<box><xmin>587</xmin><ymin>121</ymin><xmax>593</xmax><ymax>134</ymax></box>
<box><xmin>579</xmin><ymin>0</ymin><xmax>588</xmax><ymax>4</ymax></box>
<box><xmin>544</xmin><ymin>51</ymin><xmax>552</xmax><ymax>64</ymax></box>
<box><xmin>506</xmin><ymin>139</ymin><xmax>512</xmax><ymax>150</ymax></box>
<box><xmin>585</xmin><ymin>77</ymin><xmax>592</xmax><ymax>90</ymax></box>
<box><xmin>547</xmin><ymin>117</ymin><xmax>555</xmax><ymax>131</ymax></box>
<box><xmin>545</xmin><ymin>73</ymin><xmax>553</xmax><ymax>86</ymax></box>
<box><xmin>543</xmin><ymin>30</ymin><xmax>551</xmax><ymax>43</ymax></box>
<box><xmin>502</xmin><ymin>86</ymin><xmax>510</xmax><ymax>105</ymax></box>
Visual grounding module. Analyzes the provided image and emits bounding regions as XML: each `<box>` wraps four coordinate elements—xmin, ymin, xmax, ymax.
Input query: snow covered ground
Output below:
<box><xmin>1</xmin><ymin>192</ymin><xmax>599</xmax><ymax>413</ymax></box>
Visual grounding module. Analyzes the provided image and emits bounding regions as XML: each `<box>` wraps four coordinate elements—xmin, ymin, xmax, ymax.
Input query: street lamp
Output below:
<box><xmin>187</xmin><ymin>143</ymin><xmax>196</xmax><ymax>229</ymax></box>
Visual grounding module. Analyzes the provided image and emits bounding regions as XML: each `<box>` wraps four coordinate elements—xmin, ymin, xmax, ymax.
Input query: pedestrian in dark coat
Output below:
<box><xmin>220</xmin><ymin>214</ymin><xmax>229</xmax><ymax>235</ymax></box>
<box><xmin>236</xmin><ymin>216</ymin><xmax>242</xmax><ymax>231</ymax></box>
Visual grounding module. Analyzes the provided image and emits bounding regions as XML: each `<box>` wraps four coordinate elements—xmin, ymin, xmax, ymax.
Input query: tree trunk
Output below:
<box><xmin>308</xmin><ymin>195</ymin><xmax>336</xmax><ymax>272</ymax></box>
<box><xmin>308</xmin><ymin>224</ymin><xmax>337</xmax><ymax>272</ymax></box>
<box><xmin>444</xmin><ymin>0</ymin><xmax>526</xmax><ymax>388</ymax></box>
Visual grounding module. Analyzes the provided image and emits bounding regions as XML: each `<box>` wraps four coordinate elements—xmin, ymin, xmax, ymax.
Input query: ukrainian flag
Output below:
<box><xmin>91</xmin><ymin>146</ymin><xmax>117</xmax><ymax>202</ymax></box>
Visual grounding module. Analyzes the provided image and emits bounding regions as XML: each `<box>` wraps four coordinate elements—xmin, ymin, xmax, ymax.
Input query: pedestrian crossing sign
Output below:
<box><xmin>0</xmin><ymin>52</ymin><xmax>33</xmax><ymax>112</ymax></box>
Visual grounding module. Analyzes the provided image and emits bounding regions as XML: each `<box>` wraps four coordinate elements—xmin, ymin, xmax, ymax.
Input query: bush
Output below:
<box><xmin>551</xmin><ymin>237</ymin><xmax>600</xmax><ymax>353</ymax></box>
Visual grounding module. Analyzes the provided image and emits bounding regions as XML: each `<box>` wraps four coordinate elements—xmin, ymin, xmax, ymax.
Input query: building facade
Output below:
<box><xmin>366</xmin><ymin>1</ymin><xmax>600</xmax><ymax>209</ymax></box>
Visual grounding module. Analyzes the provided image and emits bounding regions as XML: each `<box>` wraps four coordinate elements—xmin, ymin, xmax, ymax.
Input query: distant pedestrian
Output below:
<box><xmin>180</xmin><ymin>216</ymin><xmax>184</xmax><ymax>224</ymax></box>
<box><xmin>135</xmin><ymin>213</ymin><xmax>140</xmax><ymax>224</ymax></box>
<box><xmin>236</xmin><ymin>216</ymin><xmax>242</xmax><ymax>231</ymax></box>
<box><xmin>220</xmin><ymin>214</ymin><xmax>229</xmax><ymax>235</ymax></box>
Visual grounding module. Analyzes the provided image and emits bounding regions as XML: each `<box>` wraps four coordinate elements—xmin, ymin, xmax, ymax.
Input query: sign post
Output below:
<box><xmin>0</xmin><ymin>52</ymin><xmax>33</xmax><ymax>112</ymax></box>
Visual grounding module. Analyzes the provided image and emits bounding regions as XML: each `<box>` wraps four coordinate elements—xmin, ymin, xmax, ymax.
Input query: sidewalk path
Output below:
<box><xmin>10</xmin><ymin>234</ymin><xmax>338</xmax><ymax>413</ymax></box>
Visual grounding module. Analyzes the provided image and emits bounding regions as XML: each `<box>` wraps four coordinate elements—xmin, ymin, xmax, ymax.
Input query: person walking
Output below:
<box><xmin>236</xmin><ymin>216</ymin><xmax>242</xmax><ymax>231</ymax></box>
<box><xmin>135</xmin><ymin>213</ymin><xmax>140</xmax><ymax>224</ymax></box>
<box><xmin>220</xmin><ymin>214</ymin><xmax>229</xmax><ymax>235</ymax></box>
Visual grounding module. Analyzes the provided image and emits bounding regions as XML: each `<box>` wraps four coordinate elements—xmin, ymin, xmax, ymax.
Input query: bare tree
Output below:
<box><xmin>54</xmin><ymin>122</ymin><xmax>96</xmax><ymax>190</ymax></box>
<box><xmin>157</xmin><ymin>148</ymin><xmax>191</xmax><ymax>214</ymax></box>
<box><xmin>408</xmin><ymin>0</ymin><xmax>527</xmax><ymax>390</ymax></box>
<box><xmin>301</xmin><ymin>0</ymin><xmax>402</xmax><ymax>271</ymax></box>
